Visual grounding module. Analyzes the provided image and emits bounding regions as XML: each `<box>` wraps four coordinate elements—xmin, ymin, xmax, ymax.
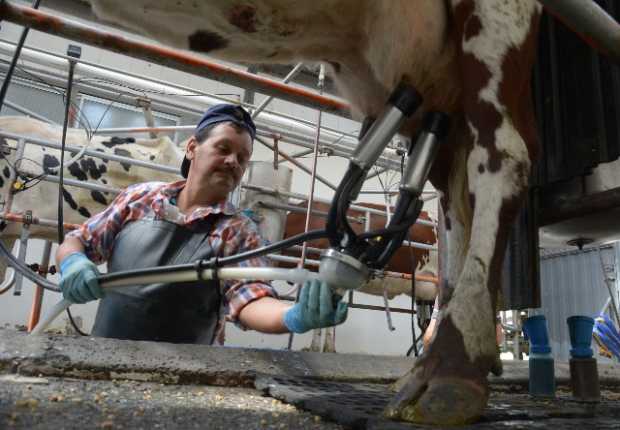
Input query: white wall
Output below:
<box><xmin>0</xmin><ymin>17</ymin><xmax>437</xmax><ymax>357</ymax></box>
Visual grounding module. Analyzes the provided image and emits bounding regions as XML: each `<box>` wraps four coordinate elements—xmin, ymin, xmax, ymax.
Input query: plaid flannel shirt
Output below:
<box><xmin>66</xmin><ymin>180</ymin><xmax>277</xmax><ymax>341</ymax></box>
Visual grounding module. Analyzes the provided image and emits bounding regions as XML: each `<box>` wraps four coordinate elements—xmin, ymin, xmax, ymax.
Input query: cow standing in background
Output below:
<box><xmin>0</xmin><ymin>116</ymin><xmax>184</xmax><ymax>279</ymax></box>
<box><xmin>281</xmin><ymin>200</ymin><xmax>438</xmax><ymax>353</ymax></box>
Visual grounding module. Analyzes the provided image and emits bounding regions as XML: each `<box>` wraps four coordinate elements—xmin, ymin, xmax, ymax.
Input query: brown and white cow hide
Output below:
<box><xmin>84</xmin><ymin>0</ymin><xmax>592</xmax><ymax>424</ymax></box>
<box><xmin>0</xmin><ymin>116</ymin><xmax>183</xmax><ymax>278</ymax></box>
<box><xmin>282</xmin><ymin>201</ymin><xmax>438</xmax><ymax>300</ymax></box>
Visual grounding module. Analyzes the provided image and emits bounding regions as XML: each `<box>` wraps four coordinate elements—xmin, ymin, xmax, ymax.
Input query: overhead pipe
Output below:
<box><xmin>0</xmin><ymin>37</ymin><xmax>360</xmax><ymax>147</ymax></box>
<box><xmin>0</xmin><ymin>48</ymin><xmax>401</xmax><ymax>171</ymax></box>
<box><xmin>0</xmin><ymin>1</ymin><xmax>350</xmax><ymax>116</ymax></box>
<box><xmin>538</xmin><ymin>0</ymin><xmax>620</xmax><ymax>64</ymax></box>
<box><xmin>0</xmin><ymin>0</ymin><xmax>41</xmax><ymax>109</ymax></box>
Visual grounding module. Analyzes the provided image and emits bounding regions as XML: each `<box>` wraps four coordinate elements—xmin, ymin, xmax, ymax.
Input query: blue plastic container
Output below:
<box><xmin>523</xmin><ymin>315</ymin><xmax>555</xmax><ymax>397</ymax></box>
<box><xmin>523</xmin><ymin>315</ymin><xmax>551</xmax><ymax>354</ymax></box>
<box><xmin>567</xmin><ymin>315</ymin><xmax>594</xmax><ymax>358</ymax></box>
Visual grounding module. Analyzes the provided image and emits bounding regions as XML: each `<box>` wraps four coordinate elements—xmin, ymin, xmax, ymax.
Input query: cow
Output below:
<box><xmin>281</xmin><ymin>200</ymin><xmax>438</xmax><ymax>353</ymax></box>
<box><xmin>0</xmin><ymin>116</ymin><xmax>184</xmax><ymax>280</ymax></box>
<box><xmin>43</xmin><ymin>0</ymin><xmax>620</xmax><ymax>424</ymax></box>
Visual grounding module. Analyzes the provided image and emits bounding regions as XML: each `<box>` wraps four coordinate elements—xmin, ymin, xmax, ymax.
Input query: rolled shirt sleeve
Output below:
<box><xmin>219</xmin><ymin>215</ymin><xmax>278</xmax><ymax>325</ymax></box>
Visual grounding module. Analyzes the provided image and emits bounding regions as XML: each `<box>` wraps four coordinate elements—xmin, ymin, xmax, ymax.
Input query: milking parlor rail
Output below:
<box><xmin>0</xmin><ymin>2</ymin><xmax>440</xmax><ymax>340</ymax></box>
<box><xmin>0</xmin><ymin>130</ymin><xmax>439</xmax><ymax>330</ymax></box>
<box><xmin>0</xmin><ymin>37</ymin><xmax>404</xmax><ymax>172</ymax></box>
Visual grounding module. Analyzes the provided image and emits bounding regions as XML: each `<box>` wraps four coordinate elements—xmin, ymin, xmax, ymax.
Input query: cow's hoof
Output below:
<box><xmin>384</xmin><ymin>376</ymin><xmax>488</xmax><ymax>426</ymax></box>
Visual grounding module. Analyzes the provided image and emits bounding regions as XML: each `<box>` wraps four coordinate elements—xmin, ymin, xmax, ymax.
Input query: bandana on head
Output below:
<box><xmin>181</xmin><ymin>104</ymin><xmax>256</xmax><ymax>178</ymax></box>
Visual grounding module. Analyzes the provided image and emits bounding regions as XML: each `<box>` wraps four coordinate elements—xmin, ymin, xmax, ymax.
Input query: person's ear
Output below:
<box><xmin>186</xmin><ymin>136</ymin><xmax>198</xmax><ymax>160</ymax></box>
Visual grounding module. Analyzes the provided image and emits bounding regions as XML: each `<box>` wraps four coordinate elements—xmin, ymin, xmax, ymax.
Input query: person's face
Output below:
<box><xmin>185</xmin><ymin>122</ymin><xmax>252</xmax><ymax>201</ymax></box>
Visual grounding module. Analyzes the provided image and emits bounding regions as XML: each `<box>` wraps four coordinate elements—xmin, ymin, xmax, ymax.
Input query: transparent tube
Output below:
<box><xmin>30</xmin><ymin>267</ymin><xmax>321</xmax><ymax>335</ymax></box>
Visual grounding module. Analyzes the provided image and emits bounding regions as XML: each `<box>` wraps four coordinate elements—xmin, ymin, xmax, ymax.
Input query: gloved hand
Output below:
<box><xmin>59</xmin><ymin>252</ymin><xmax>104</xmax><ymax>304</ymax></box>
<box><xmin>283</xmin><ymin>279</ymin><xmax>348</xmax><ymax>334</ymax></box>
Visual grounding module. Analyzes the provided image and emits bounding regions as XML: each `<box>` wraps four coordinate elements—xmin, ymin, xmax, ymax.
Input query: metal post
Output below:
<box><xmin>365</xmin><ymin>167</ymin><xmax>389</xmax><ymax>181</ymax></box>
<box><xmin>0</xmin><ymin>0</ymin><xmax>41</xmax><ymax>110</ymax></box>
<box><xmin>252</xmin><ymin>63</ymin><xmax>304</xmax><ymax>119</ymax></box>
<box><xmin>598</xmin><ymin>246</ymin><xmax>620</xmax><ymax>327</ymax></box>
<box><xmin>512</xmin><ymin>310</ymin><xmax>521</xmax><ymax>360</ymax></box>
<box><xmin>2</xmin><ymin>137</ymin><xmax>26</xmax><ymax>217</ymax></box>
<box><xmin>287</xmin><ymin>65</ymin><xmax>325</xmax><ymax>350</ymax></box>
<box><xmin>137</xmin><ymin>97</ymin><xmax>158</xmax><ymax>139</ymax></box>
<box><xmin>13</xmin><ymin>220</ymin><xmax>30</xmax><ymax>296</ymax></box>
<box><xmin>255</xmin><ymin>135</ymin><xmax>337</xmax><ymax>191</ymax></box>
<box><xmin>272</xmin><ymin>136</ymin><xmax>279</xmax><ymax>170</ymax></box>
<box><xmin>58</xmin><ymin>44</ymin><xmax>81</xmax><ymax>244</ymax></box>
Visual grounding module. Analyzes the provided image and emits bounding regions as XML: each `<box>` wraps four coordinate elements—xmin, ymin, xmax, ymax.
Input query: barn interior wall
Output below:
<box><xmin>0</xmin><ymin>19</ymin><xmax>436</xmax><ymax>356</ymax></box>
<box><xmin>532</xmin><ymin>243</ymin><xmax>620</xmax><ymax>363</ymax></box>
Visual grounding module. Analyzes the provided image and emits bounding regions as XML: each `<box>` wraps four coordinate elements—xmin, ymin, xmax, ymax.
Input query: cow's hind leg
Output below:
<box><xmin>385</xmin><ymin>0</ymin><xmax>541</xmax><ymax>425</ymax></box>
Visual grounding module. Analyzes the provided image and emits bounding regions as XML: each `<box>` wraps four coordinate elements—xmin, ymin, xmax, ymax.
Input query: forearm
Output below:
<box><xmin>238</xmin><ymin>297</ymin><xmax>292</xmax><ymax>334</ymax></box>
<box><xmin>56</xmin><ymin>236</ymin><xmax>86</xmax><ymax>266</ymax></box>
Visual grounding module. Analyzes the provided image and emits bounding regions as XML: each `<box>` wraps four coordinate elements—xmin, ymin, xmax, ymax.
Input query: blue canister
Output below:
<box><xmin>567</xmin><ymin>315</ymin><xmax>594</xmax><ymax>358</ymax></box>
<box><xmin>523</xmin><ymin>315</ymin><xmax>555</xmax><ymax>397</ymax></box>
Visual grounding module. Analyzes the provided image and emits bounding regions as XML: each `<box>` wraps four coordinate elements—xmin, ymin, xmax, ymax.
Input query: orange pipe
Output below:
<box><xmin>1</xmin><ymin>212</ymin><xmax>80</xmax><ymax>230</ymax></box>
<box><xmin>383</xmin><ymin>270</ymin><xmax>439</xmax><ymax>285</ymax></box>
<box><xmin>0</xmin><ymin>2</ymin><xmax>350</xmax><ymax>116</ymax></box>
<box><xmin>27</xmin><ymin>285</ymin><xmax>44</xmax><ymax>332</ymax></box>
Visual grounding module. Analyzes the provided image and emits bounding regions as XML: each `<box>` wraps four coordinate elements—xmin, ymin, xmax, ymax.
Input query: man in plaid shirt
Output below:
<box><xmin>56</xmin><ymin>104</ymin><xmax>348</xmax><ymax>344</ymax></box>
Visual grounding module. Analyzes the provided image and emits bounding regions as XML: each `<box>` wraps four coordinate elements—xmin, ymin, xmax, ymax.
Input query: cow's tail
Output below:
<box><xmin>538</xmin><ymin>0</ymin><xmax>620</xmax><ymax>64</ymax></box>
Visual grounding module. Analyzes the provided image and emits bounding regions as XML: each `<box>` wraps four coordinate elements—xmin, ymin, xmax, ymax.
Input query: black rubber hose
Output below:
<box><xmin>326</xmin><ymin>164</ymin><xmax>364</xmax><ymax>247</ymax></box>
<box><xmin>0</xmin><ymin>238</ymin><xmax>59</xmax><ymax>292</ymax></box>
<box><xmin>99</xmin><ymin>228</ymin><xmax>328</xmax><ymax>285</ymax></box>
<box><xmin>356</xmin><ymin>219</ymin><xmax>413</xmax><ymax>241</ymax></box>
<box><xmin>374</xmin><ymin>199</ymin><xmax>423</xmax><ymax>268</ymax></box>
<box><xmin>358</xmin><ymin>192</ymin><xmax>413</xmax><ymax>262</ymax></box>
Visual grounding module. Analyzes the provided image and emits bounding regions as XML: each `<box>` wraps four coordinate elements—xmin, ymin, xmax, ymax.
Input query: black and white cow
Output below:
<box><xmin>0</xmin><ymin>116</ymin><xmax>183</xmax><ymax>277</ymax></box>
<box><xmin>84</xmin><ymin>0</ymin><xmax>620</xmax><ymax>425</ymax></box>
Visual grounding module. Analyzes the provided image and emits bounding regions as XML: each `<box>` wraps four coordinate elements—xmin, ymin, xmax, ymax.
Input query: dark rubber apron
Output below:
<box><xmin>91</xmin><ymin>217</ymin><xmax>222</xmax><ymax>344</ymax></box>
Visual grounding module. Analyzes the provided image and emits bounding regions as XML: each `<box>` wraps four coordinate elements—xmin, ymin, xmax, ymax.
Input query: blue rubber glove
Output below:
<box><xmin>59</xmin><ymin>252</ymin><xmax>104</xmax><ymax>304</ymax></box>
<box><xmin>283</xmin><ymin>279</ymin><xmax>348</xmax><ymax>334</ymax></box>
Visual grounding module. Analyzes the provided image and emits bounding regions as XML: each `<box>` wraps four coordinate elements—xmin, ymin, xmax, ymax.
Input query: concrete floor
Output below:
<box><xmin>0</xmin><ymin>374</ymin><xmax>342</xmax><ymax>429</ymax></box>
<box><xmin>1</xmin><ymin>328</ymin><xmax>620</xmax><ymax>429</ymax></box>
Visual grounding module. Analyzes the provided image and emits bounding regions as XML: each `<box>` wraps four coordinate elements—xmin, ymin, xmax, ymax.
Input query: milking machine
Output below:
<box><xmin>321</xmin><ymin>83</ymin><xmax>449</xmax><ymax>290</ymax></box>
<box><xmin>2</xmin><ymin>81</ymin><xmax>450</xmax><ymax>335</ymax></box>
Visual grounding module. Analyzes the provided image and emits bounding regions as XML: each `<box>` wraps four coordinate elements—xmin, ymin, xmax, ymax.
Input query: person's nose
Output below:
<box><xmin>224</xmin><ymin>152</ymin><xmax>241</xmax><ymax>170</ymax></box>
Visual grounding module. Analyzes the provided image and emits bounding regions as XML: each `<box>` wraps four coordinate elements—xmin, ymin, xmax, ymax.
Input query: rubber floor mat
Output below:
<box><xmin>256</xmin><ymin>375</ymin><xmax>620</xmax><ymax>429</ymax></box>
